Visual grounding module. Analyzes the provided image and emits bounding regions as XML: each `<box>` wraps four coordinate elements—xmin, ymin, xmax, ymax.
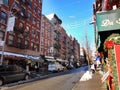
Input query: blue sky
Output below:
<box><xmin>42</xmin><ymin>0</ymin><xmax>95</xmax><ymax>48</ymax></box>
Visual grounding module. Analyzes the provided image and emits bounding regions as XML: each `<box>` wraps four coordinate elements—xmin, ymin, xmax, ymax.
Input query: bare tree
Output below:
<box><xmin>83</xmin><ymin>29</ymin><xmax>92</xmax><ymax>66</ymax></box>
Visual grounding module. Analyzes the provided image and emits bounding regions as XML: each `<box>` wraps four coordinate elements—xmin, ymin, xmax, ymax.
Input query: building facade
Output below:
<box><xmin>0</xmin><ymin>0</ymin><xmax>42</xmax><ymax>65</ymax></box>
<box><xmin>0</xmin><ymin>0</ymin><xmax>80</xmax><ymax>68</ymax></box>
<box><xmin>93</xmin><ymin>0</ymin><xmax>120</xmax><ymax>52</ymax></box>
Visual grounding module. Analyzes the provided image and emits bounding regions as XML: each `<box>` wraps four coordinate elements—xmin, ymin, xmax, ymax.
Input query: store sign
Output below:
<box><xmin>96</xmin><ymin>9</ymin><xmax>120</xmax><ymax>32</ymax></box>
<box><xmin>114</xmin><ymin>44</ymin><xmax>120</xmax><ymax>88</ymax></box>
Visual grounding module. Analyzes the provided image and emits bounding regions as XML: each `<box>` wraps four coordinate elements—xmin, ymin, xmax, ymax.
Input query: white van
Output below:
<box><xmin>48</xmin><ymin>62</ymin><xmax>65</xmax><ymax>72</ymax></box>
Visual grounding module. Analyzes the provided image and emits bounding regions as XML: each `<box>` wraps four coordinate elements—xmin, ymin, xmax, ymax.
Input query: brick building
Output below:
<box><xmin>0</xmin><ymin>0</ymin><xmax>42</xmax><ymax>66</ymax></box>
<box><xmin>43</xmin><ymin>14</ymin><xmax>80</xmax><ymax>62</ymax></box>
<box><xmin>0</xmin><ymin>0</ymin><xmax>80</xmax><ymax>68</ymax></box>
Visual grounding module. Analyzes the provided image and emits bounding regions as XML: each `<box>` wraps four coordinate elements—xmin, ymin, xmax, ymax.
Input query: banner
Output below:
<box><xmin>0</xmin><ymin>0</ymin><xmax>3</xmax><ymax>4</ymax></box>
<box><xmin>6</xmin><ymin>16</ymin><xmax>15</xmax><ymax>32</ymax></box>
<box><xmin>114</xmin><ymin>44</ymin><xmax>120</xmax><ymax>88</ymax></box>
<box><xmin>0</xmin><ymin>41</ymin><xmax>4</xmax><ymax>46</ymax></box>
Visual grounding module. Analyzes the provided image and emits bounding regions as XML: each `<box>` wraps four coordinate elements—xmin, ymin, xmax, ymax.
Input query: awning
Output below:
<box><xmin>46</xmin><ymin>58</ymin><xmax>56</xmax><ymax>62</ymax></box>
<box><xmin>96</xmin><ymin>9</ymin><xmax>120</xmax><ymax>32</ymax></box>
<box><xmin>0</xmin><ymin>51</ymin><xmax>25</xmax><ymax>58</ymax></box>
<box><xmin>56</xmin><ymin>59</ymin><xmax>68</xmax><ymax>63</ymax></box>
<box><xmin>45</xmin><ymin>56</ymin><xmax>56</xmax><ymax>61</ymax></box>
<box><xmin>25</xmin><ymin>55</ymin><xmax>44</xmax><ymax>62</ymax></box>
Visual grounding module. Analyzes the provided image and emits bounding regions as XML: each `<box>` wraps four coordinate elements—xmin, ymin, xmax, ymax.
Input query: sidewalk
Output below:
<box><xmin>72</xmin><ymin>71</ymin><xmax>106</xmax><ymax>90</ymax></box>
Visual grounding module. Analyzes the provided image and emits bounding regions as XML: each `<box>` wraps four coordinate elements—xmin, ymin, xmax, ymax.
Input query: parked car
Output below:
<box><xmin>0</xmin><ymin>65</ymin><xmax>30</xmax><ymax>86</ymax></box>
<box><xmin>48</xmin><ymin>62</ymin><xmax>65</xmax><ymax>72</ymax></box>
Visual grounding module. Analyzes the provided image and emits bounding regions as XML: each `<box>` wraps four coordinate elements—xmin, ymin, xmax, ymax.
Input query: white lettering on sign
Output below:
<box><xmin>101</xmin><ymin>19</ymin><xmax>113</xmax><ymax>27</ymax></box>
<box><xmin>116</xmin><ymin>18</ymin><xmax>120</xmax><ymax>24</ymax></box>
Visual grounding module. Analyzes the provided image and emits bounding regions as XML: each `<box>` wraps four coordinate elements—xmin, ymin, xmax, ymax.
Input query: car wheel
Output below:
<box><xmin>24</xmin><ymin>75</ymin><xmax>29</xmax><ymax>80</ymax></box>
<box><xmin>0</xmin><ymin>79</ymin><xmax>3</xmax><ymax>86</ymax></box>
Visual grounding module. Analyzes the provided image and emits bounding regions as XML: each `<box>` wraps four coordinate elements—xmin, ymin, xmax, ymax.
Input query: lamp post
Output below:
<box><xmin>0</xmin><ymin>1</ymin><xmax>16</xmax><ymax>65</ymax></box>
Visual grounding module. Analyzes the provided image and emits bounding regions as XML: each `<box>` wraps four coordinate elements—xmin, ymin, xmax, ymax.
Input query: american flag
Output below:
<box><xmin>12</xmin><ymin>2</ymin><xmax>21</xmax><ymax>12</ymax></box>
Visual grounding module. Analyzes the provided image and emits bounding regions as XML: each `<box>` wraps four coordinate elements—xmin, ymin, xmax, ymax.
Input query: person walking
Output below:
<box><xmin>95</xmin><ymin>52</ymin><xmax>102</xmax><ymax>70</ymax></box>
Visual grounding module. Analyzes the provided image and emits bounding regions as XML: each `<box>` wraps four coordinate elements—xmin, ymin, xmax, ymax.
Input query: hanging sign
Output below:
<box><xmin>6</xmin><ymin>16</ymin><xmax>15</xmax><ymax>32</ymax></box>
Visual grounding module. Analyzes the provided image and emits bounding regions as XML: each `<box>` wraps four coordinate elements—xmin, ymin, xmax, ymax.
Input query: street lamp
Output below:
<box><xmin>0</xmin><ymin>1</ymin><xmax>17</xmax><ymax>65</ymax></box>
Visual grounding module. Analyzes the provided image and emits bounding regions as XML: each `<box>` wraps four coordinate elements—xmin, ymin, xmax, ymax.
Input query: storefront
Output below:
<box><xmin>96</xmin><ymin>9</ymin><xmax>120</xmax><ymax>90</ymax></box>
<box><xmin>96</xmin><ymin>9</ymin><xmax>120</xmax><ymax>52</ymax></box>
<box><xmin>0</xmin><ymin>51</ymin><xmax>27</xmax><ymax>68</ymax></box>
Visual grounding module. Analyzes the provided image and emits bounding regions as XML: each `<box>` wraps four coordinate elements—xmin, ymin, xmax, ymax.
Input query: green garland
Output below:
<box><xmin>104</xmin><ymin>33</ymin><xmax>120</xmax><ymax>90</ymax></box>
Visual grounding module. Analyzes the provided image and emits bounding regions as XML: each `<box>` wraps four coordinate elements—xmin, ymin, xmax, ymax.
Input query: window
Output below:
<box><xmin>0</xmin><ymin>31</ymin><xmax>4</xmax><ymax>41</ymax></box>
<box><xmin>38</xmin><ymin>0</ymin><xmax>42</xmax><ymax>5</ymax></box>
<box><xmin>24</xmin><ymin>26</ymin><xmax>30</xmax><ymax>35</ymax></box>
<box><xmin>21</xmin><ymin>0</ymin><xmax>26</xmax><ymax>3</ymax></box>
<box><xmin>41</xmin><ymin>29</ymin><xmax>44</xmax><ymax>37</ymax></box>
<box><xmin>41</xmin><ymin>38</ymin><xmax>44</xmax><ymax>46</ymax></box>
<box><xmin>37</xmin><ymin>20</ymin><xmax>40</xmax><ymax>27</ymax></box>
<box><xmin>27</xmin><ymin>12</ymin><xmax>31</xmax><ymax>21</ymax></box>
<box><xmin>18</xmin><ymin>22</ymin><xmax>24</xmax><ymax>33</ymax></box>
<box><xmin>33</xmin><ymin>17</ymin><xmax>36</xmax><ymax>24</ymax></box>
<box><xmin>16</xmin><ymin>37</ymin><xmax>22</xmax><ymax>48</ymax></box>
<box><xmin>36</xmin><ymin>31</ymin><xmax>40</xmax><ymax>39</ymax></box>
<box><xmin>33</xmin><ymin>5</ymin><xmax>37</xmax><ymax>12</ymax></box>
<box><xmin>0</xmin><ymin>11</ymin><xmax>7</xmax><ymax>24</ymax></box>
<box><xmin>31</xmin><ymin>42</ymin><xmax>34</xmax><ymax>50</ymax></box>
<box><xmin>38</xmin><ymin>10</ymin><xmax>41</xmax><ymax>16</ymax></box>
<box><xmin>20</xmin><ymin>6</ymin><xmax>25</xmax><ymax>17</ymax></box>
<box><xmin>8</xmin><ymin>35</ymin><xmax>14</xmax><ymax>45</ymax></box>
<box><xmin>28</xmin><ymin>0</ymin><xmax>32</xmax><ymax>8</ymax></box>
<box><xmin>31</xmin><ymin>28</ymin><xmax>35</xmax><ymax>38</ymax></box>
<box><xmin>25</xmin><ymin>40</ymin><xmax>29</xmax><ymax>49</ymax></box>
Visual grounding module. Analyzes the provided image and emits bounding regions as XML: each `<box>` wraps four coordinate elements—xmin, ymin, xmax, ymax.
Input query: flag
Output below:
<box><xmin>6</xmin><ymin>16</ymin><xmax>15</xmax><ymax>32</ymax></box>
<box><xmin>0</xmin><ymin>41</ymin><xmax>5</xmax><ymax>46</ymax></box>
<box><xmin>0</xmin><ymin>0</ymin><xmax>3</xmax><ymax>4</ymax></box>
<box><xmin>12</xmin><ymin>2</ymin><xmax>21</xmax><ymax>12</ymax></box>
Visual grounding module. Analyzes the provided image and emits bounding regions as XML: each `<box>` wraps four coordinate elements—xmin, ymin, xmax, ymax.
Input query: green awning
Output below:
<box><xmin>96</xmin><ymin>9</ymin><xmax>120</xmax><ymax>32</ymax></box>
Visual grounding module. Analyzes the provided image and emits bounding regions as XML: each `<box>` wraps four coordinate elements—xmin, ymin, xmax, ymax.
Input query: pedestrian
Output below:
<box><xmin>90</xmin><ymin>62</ymin><xmax>95</xmax><ymax>74</ymax></box>
<box><xmin>35</xmin><ymin>64</ymin><xmax>39</xmax><ymax>72</ymax></box>
<box><xmin>95</xmin><ymin>52</ymin><xmax>101</xmax><ymax>70</ymax></box>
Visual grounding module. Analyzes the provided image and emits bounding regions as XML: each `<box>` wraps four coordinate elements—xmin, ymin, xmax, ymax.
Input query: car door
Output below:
<box><xmin>5</xmin><ymin>65</ymin><xmax>16</xmax><ymax>82</ymax></box>
<box><xmin>13</xmin><ymin>65</ymin><xmax>26</xmax><ymax>81</ymax></box>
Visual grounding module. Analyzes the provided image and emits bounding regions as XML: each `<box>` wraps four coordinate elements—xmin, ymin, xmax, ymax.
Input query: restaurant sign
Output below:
<box><xmin>96</xmin><ymin>9</ymin><xmax>120</xmax><ymax>32</ymax></box>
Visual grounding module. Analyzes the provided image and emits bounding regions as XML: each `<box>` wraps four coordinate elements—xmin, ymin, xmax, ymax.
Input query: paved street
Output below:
<box><xmin>0</xmin><ymin>66</ymin><xmax>106</xmax><ymax>90</ymax></box>
<box><xmin>0</xmin><ymin>66</ymin><xmax>87</xmax><ymax>90</ymax></box>
<box><xmin>4</xmin><ymin>72</ymin><xmax>83</xmax><ymax>90</ymax></box>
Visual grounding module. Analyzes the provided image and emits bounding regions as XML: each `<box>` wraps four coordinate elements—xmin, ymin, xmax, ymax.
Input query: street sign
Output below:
<box><xmin>96</xmin><ymin>9</ymin><xmax>120</xmax><ymax>32</ymax></box>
